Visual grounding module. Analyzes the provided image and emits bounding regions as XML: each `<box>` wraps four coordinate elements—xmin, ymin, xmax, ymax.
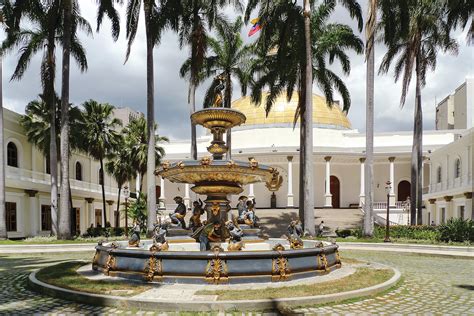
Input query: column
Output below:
<box><xmin>25</xmin><ymin>190</ymin><xmax>39</xmax><ymax>236</ymax></box>
<box><xmin>388</xmin><ymin>157</ymin><xmax>396</xmax><ymax>206</ymax></box>
<box><xmin>85</xmin><ymin>198</ymin><xmax>94</xmax><ymax>227</ymax></box>
<box><xmin>324</xmin><ymin>156</ymin><xmax>332</xmax><ymax>208</ymax></box>
<box><xmin>359</xmin><ymin>158</ymin><xmax>365</xmax><ymax>206</ymax></box>
<box><xmin>444</xmin><ymin>196</ymin><xmax>453</xmax><ymax>221</ymax></box>
<box><xmin>136</xmin><ymin>172</ymin><xmax>140</xmax><ymax>193</ymax></box>
<box><xmin>158</xmin><ymin>177</ymin><xmax>166</xmax><ymax>209</ymax></box>
<box><xmin>287</xmin><ymin>156</ymin><xmax>294</xmax><ymax>207</ymax></box>
<box><xmin>106</xmin><ymin>200</ymin><xmax>114</xmax><ymax>227</ymax></box>
<box><xmin>184</xmin><ymin>183</ymin><xmax>191</xmax><ymax>209</ymax></box>
<box><xmin>248</xmin><ymin>184</ymin><xmax>255</xmax><ymax>199</ymax></box>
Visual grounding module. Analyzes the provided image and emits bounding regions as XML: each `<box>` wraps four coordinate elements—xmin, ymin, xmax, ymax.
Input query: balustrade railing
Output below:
<box><xmin>6</xmin><ymin>166</ymin><xmax>117</xmax><ymax>195</ymax></box>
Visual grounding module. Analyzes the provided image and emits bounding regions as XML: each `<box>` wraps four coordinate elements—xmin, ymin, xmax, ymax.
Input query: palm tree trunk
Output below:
<box><xmin>115</xmin><ymin>186</ymin><xmax>122</xmax><ymax>227</ymax></box>
<box><xmin>45</xmin><ymin>38</ymin><xmax>58</xmax><ymax>237</ymax></box>
<box><xmin>415</xmin><ymin>59</ymin><xmax>423</xmax><ymax>225</ymax></box>
<box><xmin>298</xmin><ymin>107</ymin><xmax>305</xmax><ymax>224</ymax></box>
<box><xmin>69</xmin><ymin>186</ymin><xmax>75</xmax><ymax>235</ymax></box>
<box><xmin>302</xmin><ymin>0</ymin><xmax>315</xmax><ymax>236</ymax></box>
<box><xmin>225</xmin><ymin>72</ymin><xmax>232</xmax><ymax>160</ymax></box>
<box><xmin>100</xmin><ymin>157</ymin><xmax>107</xmax><ymax>226</ymax></box>
<box><xmin>0</xmin><ymin>55</ymin><xmax>7</xmax><ymax>239</ymax></box>
<box><xmin>190</xmin><ymin>83</ymin><xmax>197</xmax><ymax>160</ymax></box>
<box><xmin>58</xmin><ymin>0</ymin><xmax>72</xmax><ymax>239</ymax></box>
<box><xmin>139</xmin><ymin>172</ymin><xmax>144</xmax><ymax>194</ymax></box>
<box><xmin>144</xmin><ymin>1</ymin><xmax>156</xmax><ymax>237</ymax></box>
<box><xmin>364</xmin><ymin>0</ymin><xmax>376</xmax><ymax>236</ymax></box>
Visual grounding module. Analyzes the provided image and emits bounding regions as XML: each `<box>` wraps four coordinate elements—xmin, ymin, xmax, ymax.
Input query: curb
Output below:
<box><xmin>28</xmin><ymin>265</ymin><xmax>401</xmax><ymax>312</ymax></box>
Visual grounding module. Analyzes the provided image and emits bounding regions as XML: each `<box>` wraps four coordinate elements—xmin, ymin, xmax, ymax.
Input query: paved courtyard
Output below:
<box><xmin>0</xmin><ymin>249</ymin><xmax>472</xmax><ymax>315</ymax></box>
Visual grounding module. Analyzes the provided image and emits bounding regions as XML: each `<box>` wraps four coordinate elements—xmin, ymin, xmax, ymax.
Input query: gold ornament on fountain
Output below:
<box><xmin>177</xmin><ymin>161</ymin><xmax>185</xmax><ymax>169</ymax></box>
<box><xmin>200</xmin><ymin>156</ymin><xmax>213</xmax><ymax>167</ymax></box>
<box><xmin>210</xmin><ymin>202</ymin><xmax>221</xmax><ymax>216</ymax></box>
<box><xmin>266</xmin><ymin>170</ymin><xmax>283</xmax><ymax>191</ymax></box>
<box><xmin>161</xmin><ymin>161</ymin><xmax>170</xmax><ymax>171</ymax></box>
<box><xmin>249</xmin><ymin>157</ymin><xmax>259</xmax><ymax>170</ymax></box>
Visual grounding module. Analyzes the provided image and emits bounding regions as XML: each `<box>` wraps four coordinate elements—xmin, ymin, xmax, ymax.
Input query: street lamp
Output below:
<box><xmin>384</xmin><ymin>181</ymin><xmax>392</xmax><ymax>243</ymax></box>
<box><xmin>123</xmin><ymin>186</ymin><xmax>130</xmax><ymax>236</ymax></box>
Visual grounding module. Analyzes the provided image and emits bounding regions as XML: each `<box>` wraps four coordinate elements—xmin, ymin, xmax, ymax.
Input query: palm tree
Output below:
<box><xmin>379</xmin><ymin>0</ymin><xmax>458</xmax><ymax>225</ymax></box>
<box><xmin>445</xmin><ymin>0</ymin><xmax>474</xmax><ymax>44</ymax></box>
<box><xmin>193</xmin><ymin>16</ymin><xmax>252</xmax><ymax>159</ymax></box>
<box><xmin>125</xmin><ymin>0</ymin><xmax>168</xmax><ymax>235</ymax></box>
<box><xmin>80</xmin><ymin>100</ymin><xmax>122</xmax><ymax>226</ymax></box>
<box><xmin>246</xmin><ymin>0</ymin><xmax>363</xmax><ymax>234</ymax></box>
<box><xmin>95</xmin><ymin>0</ymin><xmax>122</xmax><ymax>41</ymax></box>
<box><xmin>1</xmin><ymin>0</ymin><xmax>90</xmax><ymax>237</ymax></box>
<box><xmin>175</xmin><ymin>0</ymin><xmax>243</xmax><ymax>160</ymax></box>
<box><xmin>123</xmin><ymin>116</ymin><xmax>168</xmax><ymax>193</ymax></box>
<box><xmin>105</xmin><ymin>139</ymin><xmax>134</xmax><ymax>228</ymax></box>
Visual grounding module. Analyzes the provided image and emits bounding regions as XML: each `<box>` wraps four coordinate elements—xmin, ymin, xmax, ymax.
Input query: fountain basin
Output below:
<box><xmin>191</xmin><ymin>108</ymin><xmax>246</xmax><ymax>129</ymax></box>
<box><xmin>92</xmin><ymin>239</ymin><xmax>341</xmax><ymax>284</ymax></box>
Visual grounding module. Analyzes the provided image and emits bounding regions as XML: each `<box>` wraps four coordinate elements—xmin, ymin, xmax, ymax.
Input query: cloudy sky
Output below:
<box><xmin>2</xmin><ymin>1</ymin><xmax>473</xmax><ymax>140</ymax></box>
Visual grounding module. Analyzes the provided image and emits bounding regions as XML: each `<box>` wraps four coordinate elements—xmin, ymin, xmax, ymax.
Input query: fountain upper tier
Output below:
<box><xmin>155</xmin><ymin>107</ymin><xmax>282</xmax><ymax>196</ymax></box>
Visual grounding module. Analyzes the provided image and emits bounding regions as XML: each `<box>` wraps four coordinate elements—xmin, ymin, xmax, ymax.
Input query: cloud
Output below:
<box><xmin>1</xmin><ymin>1</ymin><xmax>472</xmax><ymax>141</ymax></box>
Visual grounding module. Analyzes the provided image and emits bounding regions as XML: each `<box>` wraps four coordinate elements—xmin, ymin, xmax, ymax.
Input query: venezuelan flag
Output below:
<box><xmin>248</xmin><ymin>17</ymin><xmax>262</xmax><ymax>37</ymax></box>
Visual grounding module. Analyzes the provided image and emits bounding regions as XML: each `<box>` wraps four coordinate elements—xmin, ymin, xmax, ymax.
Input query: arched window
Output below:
<box><xmin>7</xmin><ymin>142</ymin><xmax>18</xmax><ymax>167</ymax></box>
<box><xmin>98</xmin><ymin>168</ymin><xmax>103</xmax><ymax>185</ymax></box>
<box><xmin>75</xmin><ymin>162</ymin><xmax>83</xmax><ymax>181</ymax></box>
<box><xmin>437</xmin><ymin>166</ymin><xmax>442</xmax><ymax>183</ymax></box>
<box><xmin>454</xmin><ymin>158</ymin><xmax>461</xmax><ymax>179</ymax></box>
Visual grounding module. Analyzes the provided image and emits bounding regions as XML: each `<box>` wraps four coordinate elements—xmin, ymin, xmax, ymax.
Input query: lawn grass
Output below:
<box><xmin>36</xmin><ymin>261</ymin><xmax>151</xmax><ymax>296</ymax></box>
<box><xmin>197</xmin><ymin>267</ymin><xmax>394</xmax><ymax>300</ymax></box>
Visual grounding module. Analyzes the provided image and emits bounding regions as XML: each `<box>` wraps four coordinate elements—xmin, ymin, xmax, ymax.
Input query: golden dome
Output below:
<box><xmin>231</xmin><ymin>93</ymin><xmax>351</xmax><ymax>129</ymax></box>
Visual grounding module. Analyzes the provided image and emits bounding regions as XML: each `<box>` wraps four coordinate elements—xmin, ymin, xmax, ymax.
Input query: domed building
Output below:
<box><xmin>160</xmin><ymin>91</ymin><xmax>469</xmax><ymax>226</ymax></box>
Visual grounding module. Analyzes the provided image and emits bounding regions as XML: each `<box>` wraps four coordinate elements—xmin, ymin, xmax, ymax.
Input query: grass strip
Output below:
<box><xmin>36</xmin><ymin>261</ymin><xmax>151</xmax><ymax>297</ymax></box>
<box><xmin>197</xmin><ymin>267</ymin><xmax>394</xmax><ymax>301</ymax></box>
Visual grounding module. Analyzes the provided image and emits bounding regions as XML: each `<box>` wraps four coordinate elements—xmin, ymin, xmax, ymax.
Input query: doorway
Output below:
<box><xmin>397</xmin><ymin>180</ymin><xmax>411</xmax><ymax>202</ymax></box>
<box><xmin>330</xmin><ymin>176</ymin><xmax>340</xmax><ymax>208</ymax></box>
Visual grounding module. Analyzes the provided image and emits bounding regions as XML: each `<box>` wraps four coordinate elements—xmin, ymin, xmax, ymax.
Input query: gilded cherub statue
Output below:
<box><xmin>212</xmin><ymin>75</ymin><xmax>226</xmax><ymax>107</ymax></box>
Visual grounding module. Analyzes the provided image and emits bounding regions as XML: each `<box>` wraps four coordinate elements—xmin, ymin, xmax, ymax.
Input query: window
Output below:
<box><xmin>45</xmin><ymin>156</ymin><xmax>50</xmax><ymax>174</ymax></box>
<box><xmin>454</xmin><ymin>158</ymin><xmax>461</xmax><ymax>179</ymax></box>
<box><xmin>75</xmin><ymin>208</ymin><xmax>81</xmax><ymax>234</ymax></box>
<box><xmin>98</xmin><ymin>168</ymin><xmax>103</xmax><ymax>185</ymax></box>
<box><xmin>95</xmin><ymin>209</ymin><xmax>102</xmax><ymax>227</ymax></box>
<box><xmin>437</xmin><ymin>166</ymin><xmax>442</xmax><ymax>183</ymax></box>
<box><xmin>459</xmin><ymin>206</ymin><xmax>465</xmax><ymax>220</ymax></box>
<box><xmin>41</xmin><ymin>205</ymin><xmax>52</xmax><ymax>231</ymax></box>
<box><xmin>75</xmin><ymin>162</ymin><xmax>83</xmax><ymax>181</ymax></box>
<box><xmin>6</xmin><ymin>202</ymin><xmax>17</xmax><ymax>232</ymax></box>
<box><xmin>7</xmin><ymin>142</ymin><xmax>18</xmax><ymax>167</ymax></box>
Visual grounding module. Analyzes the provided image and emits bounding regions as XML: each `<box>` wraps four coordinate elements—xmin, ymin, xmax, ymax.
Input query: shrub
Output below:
<box><xmin>373</xmin><ymin>225</ymin><xmax>440</xmax><ymax>241</ymax></box>
<box><xmin>437</xmin><ymin>218</ymin><xmax>474</xmax><ymax>243</ymax></box>
<box><xmin>335</xmin><ymin>228</ymin><xmax>352</xmax><ymax>238</ymax></box>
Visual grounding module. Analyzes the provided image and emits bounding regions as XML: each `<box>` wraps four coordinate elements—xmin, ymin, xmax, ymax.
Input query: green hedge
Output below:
<box><xmin>338</xmin><ymin>218</ymin><xmax>474</xmax><ymax>243</ymax></box>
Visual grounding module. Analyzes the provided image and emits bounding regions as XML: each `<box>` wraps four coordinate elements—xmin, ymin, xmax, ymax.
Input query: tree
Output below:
<box><xmin>379</xmin><ymin>0</ymin><xmax>458</xmax><ymax>225</ymax></box>
<box><xmin>105</xmin><ymin>138</ymin><xmax>134</xmax><ymax>228</ymax></box>
<box><xmin>1</xmin><ymin>0</ymin><xmax>90</xmax><ymax>237</ymax></box>
<box><xmin>175</xmin><ymin>0</ymin><xmax>243</xmax><ymax>160</ymax></box>
<box><xmin>123</xmin><ymin>116</ymin><xmax>168</xmax><ymax>193</ymax></box>
<box><xmin>246</xmin><ymin>0</ymin><xmax>363</xmax><ymax>234</ymax></box>
<box><xmin>195</xmin><ymin>16</ymin><xmax>252</xmax><ymax>159</ymax></box>
<box><xmin>95</xmin><ymin>0</ymin><xmax>122</xmax><ymax>41</ymax></box>
<box><xmin>80</xmin><ymin>100</ymin><xmax>122</xmax><ymax>226</ymax></box>
<box><xmin>445</xmin><ymin>0</ymin><xmax>474</xmax><ymax>44</ymax></box>
<box><xmin>125</xmin><ymin>0</ymin><xmax>167</xmax><ymax>236</ymax></box>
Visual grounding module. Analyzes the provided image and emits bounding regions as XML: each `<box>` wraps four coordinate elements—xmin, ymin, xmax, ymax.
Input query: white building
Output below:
<box><xmin>3</xmin><ymin>106</ymin><xmax>142</xmax><ymax>238</ymax></box>
<box><xmin>3</xmin><ymin>80</ymin><xmax>472</xmax><ymax>238</ymax></box>
<box><xmin>159</xmin><ymin>91</ymin><xmax>471</xmax><ymax>225</ymax></box>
